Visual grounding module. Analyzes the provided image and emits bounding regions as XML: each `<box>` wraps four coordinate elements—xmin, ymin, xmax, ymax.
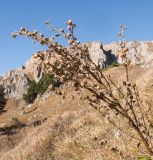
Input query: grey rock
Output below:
<box><xmin>104</xmin><ymin>41</ymin><xmax>153</xmax><ymax>67</ymax></box>
<box><xmin>87</xmin><ymin>42</ymin><xmax>117</xmax><ymax>68</ymax></box>
<box><xmin>1</xmin><ymin>41</ymin><xmax>153</xmax><ymax>100</ymax></box>
<box><xmin>0</xmin><ymin>69</ymin><xmax>29</xmax><ymax>99</ymax></box>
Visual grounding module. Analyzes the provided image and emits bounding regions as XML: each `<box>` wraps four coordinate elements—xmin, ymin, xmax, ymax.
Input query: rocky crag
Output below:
<box><xmin>1</xmin><ymin>41</ymin><xmax>153</xmax><ymax>99</ymax></box>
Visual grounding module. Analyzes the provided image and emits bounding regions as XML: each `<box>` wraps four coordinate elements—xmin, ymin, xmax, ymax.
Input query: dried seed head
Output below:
<box><xmin>68</xmin><ymin>39</ymin><xmax>74</xmax><ymax>45</ymax></box>
<box><xmin>27</xmin><ymin>32</ymin><xmax>32</xmax><ymax>36</ymax></box>
<box><xmin>40</xmin><ymin>39</ymin><xmax>45</xmax><ymax>45</ymax></box>
<box><xmin>66</xmin><ymin>20</ymin><xmax>73</xmax><ymax>26</ymax></box>
<box><xmin>127</xmin><ymin>87</ymin><xmax>131</xmax><ymax>92</ymax></box>
<box><xmin>127</xmin><ymin>82</ymin><xmax>131</xmax><ymax>86</ymax></box>
<box><xmin>130</xmin><ymin>95</ymin><xmax>133</xmax><ymax>99</ymax></box>
<box><xmin>80</xmin><ymin>82</ymin><xmax>85</xmax><ymax>87</ymax></box>
<box><xmin>96</xmin><ymin>86</ymin><xmax>100</xmax><ymax>90</ymax></box>
<box><xmin>67</xmin><ymin>33</ymin><xmax>72</xmax><ymax>37</ymax></box>
<box><xmin>64</xmin><ymin>33</ymin><xmax>72</xmax><ymax>39</ymax></box>
<box><xmin>123</xmin><ymin>81</ymin><xmax>126</xmax><ymax>86</ymax></box>
<box><xmin>132</xmin><ymin>83</ymin><xmax>136</xmax><ymax>88</ymax></box>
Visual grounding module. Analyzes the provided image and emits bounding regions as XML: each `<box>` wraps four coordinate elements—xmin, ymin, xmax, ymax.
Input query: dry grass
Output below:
<box><xmin>0</xmin><ymin>65</ymin><xmax>153</xmax><ymax>159</ymax></box>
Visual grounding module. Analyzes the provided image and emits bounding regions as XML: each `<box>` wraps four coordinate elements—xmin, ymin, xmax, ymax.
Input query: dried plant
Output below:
<box><xmin>12</xmin><ymin>20</ymin><xmax>153</xmax><ymax>156</ymax></box>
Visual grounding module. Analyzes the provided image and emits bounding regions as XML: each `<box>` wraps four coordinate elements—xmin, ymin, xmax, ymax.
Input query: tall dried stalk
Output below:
<box><xmin>12</xmin><ymin>20</ymin><xmax>153</xmax><ymax>156</ymax></box>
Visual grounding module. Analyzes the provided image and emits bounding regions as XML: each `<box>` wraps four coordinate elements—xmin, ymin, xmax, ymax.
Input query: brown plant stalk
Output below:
<box><xmin>12</xmin><ymin>20</ymin><xmax>153</xmax><ymax>156</ymax></box>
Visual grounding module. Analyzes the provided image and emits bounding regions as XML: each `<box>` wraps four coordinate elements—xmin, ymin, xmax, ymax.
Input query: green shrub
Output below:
<box><xmin>0</xmin><ymin>85</ymin><xmax>7</xmax><ymax>112</ymax></box>
<box><xmin>103</xmin><ymin>61</ymin><xmax>119</xmax><ymax>71</ymax></box>
<box><xmin>23</xmin><ymin>81</ymin><xmax>38</xmax><ymax>104</ymax></box>
<box><xmin>138</xmin><ymin>155</ymin><xmax>151</xmax><ymax>160</ymax></box>
<box><xmin>109</xmin><ymin>61</ymin><xmax>119</xmax><ymax>67</ymax></box>
<box><xmin>23</xmin><ymin>74</ymin><xmax>60</xmax><ymax>104</ymax></box>
<box><xmin>36</xmin><ymin>74</ymin><xmax>57</xmax><ymax>95</ymax></box>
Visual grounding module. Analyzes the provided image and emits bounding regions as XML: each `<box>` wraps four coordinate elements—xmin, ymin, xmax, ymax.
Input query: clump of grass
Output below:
<box><xmin>138</xmin><ymin>155</ymin><xmax>151</xmax><ymax>160</ymax></box>
<box><xmin>103</xmin><ymin>61</ymin><xmax>119</xmax><ymax>71</ymax></box>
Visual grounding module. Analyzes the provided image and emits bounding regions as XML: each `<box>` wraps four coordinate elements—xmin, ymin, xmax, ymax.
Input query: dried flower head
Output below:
<box><xmin>66</xmin><ymin>20</ymin><xmax>73</xmax><ymax>26</ymax></box>
<box><xmin>12</xmin><ymin>21</ymin><xmax>153</xmax><ymax>156</ymax></box>
<box><xmin>68</xmin><ymin>39</ymin><xmax>74</xmax><ymax>45</ymax></box>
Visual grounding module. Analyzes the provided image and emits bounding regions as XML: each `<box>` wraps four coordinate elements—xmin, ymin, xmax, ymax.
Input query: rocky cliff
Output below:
<box><xmin>104</xmin><ymin>41</ymin><xmax>153</xmax><ymax>66</ymax></box>
<box><xmin>1</xmin><ymin>41</ymin><xmax>153</xmax><ymax>99</ymax></box>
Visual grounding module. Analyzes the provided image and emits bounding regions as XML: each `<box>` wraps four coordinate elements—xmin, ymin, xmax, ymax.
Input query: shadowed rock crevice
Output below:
<box><xmin>103</xmin><ymin>49</ymin><xmax>117</xmax><ymax>66</ymax></box>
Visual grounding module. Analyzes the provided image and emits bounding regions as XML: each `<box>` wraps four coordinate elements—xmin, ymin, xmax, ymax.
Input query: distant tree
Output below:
<box><xmin>23</xmin><ymin>81</ymin><xmax>38</xmax><ymax>104</ymax></box>
<box><xmin>0</xmin><ymin>85</ymin><xmax>7</xmax><ymax>112</ymax></box>
<box><xmin>23</xmin><ymin>74</ymin><xmax>60</xmax><ymax>104</ymax></box>
<box><xmin>36</xmin><ymin>74</ymin><xmax>59</xmax><ymax>95</ymax></box>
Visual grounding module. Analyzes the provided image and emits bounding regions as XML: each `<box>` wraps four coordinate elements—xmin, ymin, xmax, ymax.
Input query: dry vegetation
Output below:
<box><xmin>0</xmin><ymin>20</ymin><xmax>153</xmax><ymax>160</ymax></box>
<box><xmin>0</xmin><ymin>66</ymin><xmax>152</xmax><ymax>160</ymax></box>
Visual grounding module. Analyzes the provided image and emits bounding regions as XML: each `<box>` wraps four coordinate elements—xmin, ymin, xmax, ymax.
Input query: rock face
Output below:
<box><xmin>104</xmin><ymin>41</ymin><xmax>153</xmax><ymax>67</ymax></box>
<box><xmin>1</xmin><ymin>41</ymin><xmax>153</xmax><ymax>99</ymax></box>
<box><xmin>87</xmin><ymin>42</ymin><xmax>106</xmax><ymax>68</ymax></box>
<box><xmin>0</xmin><ymin>50</ymin><xmax>57</xmax><ymax>99</ymax></box>
<box><xmin>24</xmin><ymin>51</ymin><xmax>52</xmax><ymax>82</ymax></box>
<box><xmin>1</xmin><ymin>69</ymin><xmax>29</xmax><ymax>99</ymax></box>
<box><xmin>87</xmin><ymin>42</ymin><xmax>117</xmax><ymax>68</ymax></box>
<box><xmin>87</xmin><ymin>41</ymin><xmax>153</xmax><ymax>67</ymax></box>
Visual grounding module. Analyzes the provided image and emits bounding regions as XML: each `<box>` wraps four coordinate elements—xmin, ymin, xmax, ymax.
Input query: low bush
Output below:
<box><xmin>23</xmin><ymin>74</ymin><xmax>60</xmax><ymax>104</ymax></box>
<box><xmin>0</xmin><ymin>85</ymin><xmax>7</xmax><ymax>112</ymax></box>
<box><xmin>23</xmin><ymin>81</ymin><xmax>38</xmax><ymax>104</ymax></box>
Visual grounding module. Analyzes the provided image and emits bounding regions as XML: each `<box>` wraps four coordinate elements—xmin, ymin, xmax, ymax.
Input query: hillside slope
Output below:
<box><xmin>0</xmin><ymin>65</ymin><xmax>153</xmax><ymax>160</ymax></box>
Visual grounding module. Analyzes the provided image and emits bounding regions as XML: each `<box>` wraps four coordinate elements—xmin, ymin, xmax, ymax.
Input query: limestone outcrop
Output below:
<box><xmin>1</xmin><ymin>41</ymin><xmax>153</xmax><ymax>99</ymax></box>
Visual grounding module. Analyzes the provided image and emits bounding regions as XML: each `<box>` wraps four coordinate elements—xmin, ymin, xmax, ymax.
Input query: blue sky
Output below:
<box><xmin>0</xmin><ymin>0</ymin><xmax>153</xmax><ymax>75</ymax></box>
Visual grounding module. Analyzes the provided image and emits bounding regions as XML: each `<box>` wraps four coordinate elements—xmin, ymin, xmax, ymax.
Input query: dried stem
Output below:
<box><xmin>12</xmin><ymin>21</ymin><xmax>153</xmax><ymax>156</ymax></box>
